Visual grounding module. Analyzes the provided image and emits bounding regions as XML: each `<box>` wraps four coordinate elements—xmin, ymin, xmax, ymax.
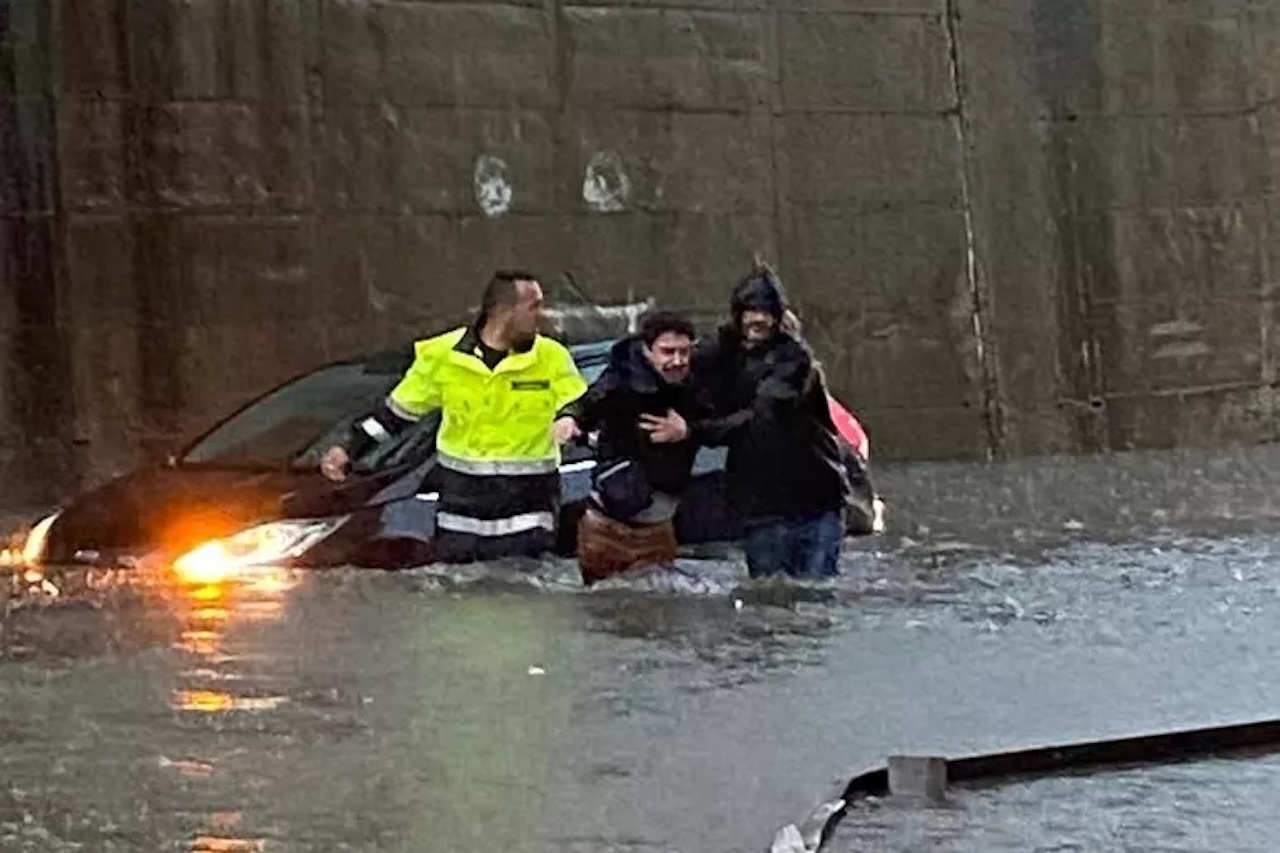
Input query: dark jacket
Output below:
<box><xmin>557</xmin><ymin>335</ymin><xmax>707</xmax><ymax>496</ymax></box>
<box><xmin>690</xmin><ymin>277</ymin><xmax>850</xmax><ymax>521</ymax></box>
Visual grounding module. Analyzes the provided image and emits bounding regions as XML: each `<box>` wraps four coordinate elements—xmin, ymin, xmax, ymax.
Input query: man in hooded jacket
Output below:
<box><xmin>553</xmin><ymin>311</ymin><xmax>707</xmax><ymax>583</ymax></box>
<box><xmin>658</xmin><ymin>267</ymin><xmax>851</xmax><ymax>579</ymax></box>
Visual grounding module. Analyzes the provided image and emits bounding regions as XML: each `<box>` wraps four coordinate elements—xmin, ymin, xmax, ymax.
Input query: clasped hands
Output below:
<box><xmin>552</xmin><ymin>410</ymin><xmax>689</xmax><ymax>445</ymax></box>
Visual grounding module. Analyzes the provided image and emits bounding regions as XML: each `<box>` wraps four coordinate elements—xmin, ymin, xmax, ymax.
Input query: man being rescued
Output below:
<box><xmin>552</xmin><ymin>311</ymin><xmax>707</xmax><ymax>584</ymax></box>
<box><xmin>320</xmin><ymin>270</ymin><xmax>588</xmax><ymax>564</ymax></box>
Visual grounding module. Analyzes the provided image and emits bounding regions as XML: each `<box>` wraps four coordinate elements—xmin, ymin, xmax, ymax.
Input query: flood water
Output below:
<box><xmin>6</xmin><ymin>444</ymin><xmax>1280</xmax><ymax>852</ymax></box>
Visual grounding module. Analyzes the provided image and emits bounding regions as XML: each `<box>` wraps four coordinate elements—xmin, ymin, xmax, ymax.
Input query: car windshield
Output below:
<box><xmin>177</xmin><ymin>347</ymin><xmax>612</xmax><ymax>472</ymax></box>
<box><xmin>179</xmin><ymin>361</ymin><xmax>405</xmax><ymax>470</ymax></box>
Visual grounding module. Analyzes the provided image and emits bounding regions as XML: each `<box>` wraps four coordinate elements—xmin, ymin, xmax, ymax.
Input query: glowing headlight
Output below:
<box><xmin>17</xmin><ymin>511</ymin><xmax>60</xmax><ymax>567</ymax></box>
<box><xmin>173</xmin><ymin>517</ymin><xmax>346</xmax><ymax>585</ymax></box>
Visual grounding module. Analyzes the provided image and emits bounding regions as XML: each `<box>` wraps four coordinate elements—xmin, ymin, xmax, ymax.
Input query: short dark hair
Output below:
<box><xmin>480</xmin><ymin>269</ymin><xmax>539</xmax><ymax>317</ymax></box>
<box><xmin>639</xmin><ymin>310</ymin><xmax>696</xmax><ymax>345</ymax></box>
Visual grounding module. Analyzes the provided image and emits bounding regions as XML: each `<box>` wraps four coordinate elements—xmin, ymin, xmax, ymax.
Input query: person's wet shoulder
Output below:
<box><xmin>691</xmin><ymin>328</ymin><xmax>733</xmax><ymax>370</ymax></box>
<box><xmin>774</xmin><ymin>332</ymin><xmax>815</xmax><ymax>366</ymax></box>
<box><xmin>612</xmin><ymin>334</ymin><xmax>649</xmax><ymax>368</ymax></box>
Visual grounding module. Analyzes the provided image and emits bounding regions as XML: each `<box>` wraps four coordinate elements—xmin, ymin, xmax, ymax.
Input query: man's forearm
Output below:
<box><xmin>689</xmin><ymin>407</ymin><xmax>752</xmax><ymax>447</ymax></box>
<box><xmin>342</xmin><ymin>402</ymin><xmax>419</xmax><ymax>458</ymax></box>
<box><xmin>556</xmin><ymin>370</ymin><xmax>616</xmax><ymax>430</ymax></box>
<box><xmin>555</xmin><ymin>394</ymin><xmax>589</xmax><ymax>424</ymax></box>
<box><xmin>688</xmin><ymin>369</ymin><xmax>801</xmax><ymax>447</ymax></box>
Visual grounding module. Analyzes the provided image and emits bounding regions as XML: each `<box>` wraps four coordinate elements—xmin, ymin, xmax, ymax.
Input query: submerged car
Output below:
<box><xmin>11</xmin><ymin>338</ymin><xmax>881</xmax><ymax>583</ymax></box>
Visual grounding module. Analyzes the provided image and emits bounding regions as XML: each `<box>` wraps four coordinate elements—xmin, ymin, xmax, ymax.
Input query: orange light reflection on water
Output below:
<box><xmin>168</xmin><ymin>565</ymin><xmax>297</xmax><ymax>717</ymax></box>
<box><xmin>172</xmin><ymin>566</ymin><xmax>300</xmax><ymax>609</ymax></box>
<box><xmin>177</xmin><ymin>629</ymin><xmax>222</xmax><ymax>658</ymax></box>
<box><xmin>190</xmin><ymin>835</ymin><xmax>266</xmax><ymax>852</ymax></box>
<box><xmin>170</xmin><ymin>688</ymin><xmax>288</xmax><ymax>714</ymax></box>
<box><xmin>189</xmin><ymin>583</ymin><xmax>225</xmax><ymax>603</ymax></box>
<box><xmin>153</xmin><ymin>544</ymin><xmax>297</xmax><ymax>853</ymax></box>
<box><xmin>186</xmin><ymin>808</ymin><xmax>268</xmax><ymax>851</ymax></box>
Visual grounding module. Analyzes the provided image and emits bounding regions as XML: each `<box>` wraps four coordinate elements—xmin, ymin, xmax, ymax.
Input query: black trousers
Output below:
<box><xmin>431</xmin><ymin>466</ymin><xmax>559</xmax><ymax>565</ymax></box>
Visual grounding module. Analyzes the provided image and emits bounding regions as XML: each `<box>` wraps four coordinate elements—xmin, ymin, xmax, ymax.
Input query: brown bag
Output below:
<box><xmin>576</xmin><ymin>507</ymin><xmax>678</xmax><ymax>585</ymax></box>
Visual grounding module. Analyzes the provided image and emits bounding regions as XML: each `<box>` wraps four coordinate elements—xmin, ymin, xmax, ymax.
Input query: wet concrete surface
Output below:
<box><xmin>6</xmin><ymin>446</ymin><xmax>1280</xmax><ymax>851</ymax></box>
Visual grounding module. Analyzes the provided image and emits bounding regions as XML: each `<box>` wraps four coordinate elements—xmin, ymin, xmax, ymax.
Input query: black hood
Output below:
<box><xmin>730</xmin><ymin>268</ymin><xmax>788</xmax><ymax>321</ymax></box>
<box><xmin>606</xmin><ymin>334</ymin><xmax>665</xmax><ymax>393</ymax></box>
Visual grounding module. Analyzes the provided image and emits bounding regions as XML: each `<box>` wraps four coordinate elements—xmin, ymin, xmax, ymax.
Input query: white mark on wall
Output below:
<box><xmin>1149</xmin><ymin>319</ymin><xmax>1203</xmax><ymax>338</ymax></box>
<box><xmin>1149</xmin><ymin>317</ymin><xmax>1209</xmax><ymax>360</ymax></box>
<box><xmin>544</xmin><ymin>298</ymin><xmax>655</xmax><ymax>335</ymax></box>
<box><xmin>473</xmin><ymin>155</ymin><xmax>513</xmax><ymax>217</ymax></box>
<box><xmin>582</xmin><ymin>150</ymin><xmax>632</xmax><ymax>213</ymax></box>
<box><xmin>358</xmin><ymin>247</ymin><xmax>387</xmax><ymax>313</ymax></box>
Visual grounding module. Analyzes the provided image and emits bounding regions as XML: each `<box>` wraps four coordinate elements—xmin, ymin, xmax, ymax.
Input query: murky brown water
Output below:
<box><xmin>7</xmin><ymin>445</ymin><xmax>1280</xmax><ymax>851</ymax></box>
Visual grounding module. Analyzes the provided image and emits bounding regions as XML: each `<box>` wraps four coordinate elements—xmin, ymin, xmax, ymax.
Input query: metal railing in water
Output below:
<box><xmin>772</xmin><ymin>717</ymin><xmax>1280</xmax><ymax>852</ymax></box>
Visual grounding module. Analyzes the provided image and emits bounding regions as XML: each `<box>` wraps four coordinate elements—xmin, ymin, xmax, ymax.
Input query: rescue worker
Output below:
<box><xmin>319</xmin><ymin>270</ymin><xmax>588</xmax><ymax>564</ymax></box>
<box><xmin>651</xmin><ymin>265</ymin><xmax>851</xmax><ymax>579</ymax></box>
<box><xmin>552</xmin><ymin>311</ymin><xmax>705</xmax><ymax>584</ymax></box>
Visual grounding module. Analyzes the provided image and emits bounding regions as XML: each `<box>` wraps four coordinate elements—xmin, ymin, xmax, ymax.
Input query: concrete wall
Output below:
<box><xmin>1</xmin><ymin>0</ymin><xmax>1278</xmax><ymax>506</ymax></box>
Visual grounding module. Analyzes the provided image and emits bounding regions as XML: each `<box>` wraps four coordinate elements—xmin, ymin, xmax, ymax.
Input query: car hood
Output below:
<box><xmin>42</xmin><ymin>465</ymin><xmax>375</xmax><ymax>564</ymax></box>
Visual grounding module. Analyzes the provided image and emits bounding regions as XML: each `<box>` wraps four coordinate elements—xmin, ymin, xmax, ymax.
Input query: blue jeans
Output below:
<box><xmin>742</xmin><ymin>510</ymin><xmax>843</xmax><ymax>579</ymax></box>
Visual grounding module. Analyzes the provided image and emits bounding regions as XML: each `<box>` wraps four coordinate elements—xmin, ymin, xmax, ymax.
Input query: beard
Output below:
<box><xmin>661</xmin><ymin>369</ymin><xmax>689</xmax><ymax>385</ymax></box>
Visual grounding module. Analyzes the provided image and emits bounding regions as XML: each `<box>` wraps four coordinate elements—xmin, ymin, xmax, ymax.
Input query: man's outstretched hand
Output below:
<box><xmin>320</xmin><ymin>446</ymin><xmax>350</xmax><ymax>481</ymax></box>
<box><xmin>639</xmin><ymin>410</ymin><xmax>689</xmax><ymax>443</ymax></box>
<box><xmin>553</xmin><ymin>416</ymin><xmax>582</xmax><ymax>445</ymax></box>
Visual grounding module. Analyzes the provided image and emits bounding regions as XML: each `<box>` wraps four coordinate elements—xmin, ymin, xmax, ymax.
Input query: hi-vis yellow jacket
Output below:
<box><xmin>386</xmin><ymin>326</ymin><xmax>587</xmax><ymax>473</ymax></box>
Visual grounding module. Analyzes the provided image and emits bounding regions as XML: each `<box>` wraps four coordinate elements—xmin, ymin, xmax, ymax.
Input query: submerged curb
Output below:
<box><xmin>772</xmin><ymin>717</ymin><xmax>1280</xmax><ymax>852</ymax></box>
